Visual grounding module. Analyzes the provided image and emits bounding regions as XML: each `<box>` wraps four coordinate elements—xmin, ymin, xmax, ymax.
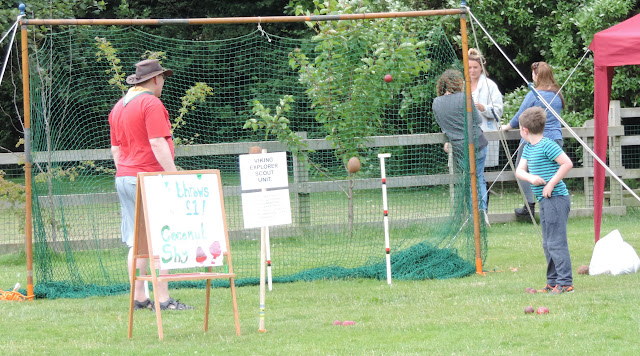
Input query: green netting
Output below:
<box><xmin>27</xmin><ymin>17</ymin><xmax>487</xmax><ymax>299</ymax></box>
<box><xmin>622</xmin><ymin>118</ymin><xmax>640</xmax><ymax>171</ymax></box>
<box><xmin>0</xmin><ymin>164</ymin><xmax>25</xmax><ymax>251</ymax></box>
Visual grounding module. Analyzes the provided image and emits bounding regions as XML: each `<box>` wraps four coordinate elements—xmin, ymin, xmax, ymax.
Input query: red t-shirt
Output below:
<box><xmin>109</xmin><ymin>92</ymin><xmax>174</xmax><ymax>177</ymax></box>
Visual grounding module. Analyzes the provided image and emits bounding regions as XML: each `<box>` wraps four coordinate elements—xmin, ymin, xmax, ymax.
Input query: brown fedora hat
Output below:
<box><xmin>126</xmin><ymin>59</ymin><xmax>173</xmax><ymax>85</ymax></box>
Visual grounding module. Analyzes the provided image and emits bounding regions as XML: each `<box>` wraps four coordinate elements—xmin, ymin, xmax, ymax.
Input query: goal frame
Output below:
<box><xmin>18</xmin><ymin>2</ymin><xmax>483</xmax><ymax>300</ymax></box>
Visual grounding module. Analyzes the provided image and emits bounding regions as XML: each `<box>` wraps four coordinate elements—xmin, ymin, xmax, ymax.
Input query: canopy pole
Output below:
<box><xmin>459</xmin><ymin>2</ymin><xmax>483</xmax><ymax>275</ymax></box>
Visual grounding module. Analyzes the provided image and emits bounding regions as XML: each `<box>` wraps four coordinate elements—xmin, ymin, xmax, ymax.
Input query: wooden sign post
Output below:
<box><xmin>127</xmin><ymin>169</ymin><xmax>241</xmax><ymax>340</ymax></box>
<box><xmin>239</xmin><ymin>149</ymin><xmax>292</xmax><ymax>332</ymax></box>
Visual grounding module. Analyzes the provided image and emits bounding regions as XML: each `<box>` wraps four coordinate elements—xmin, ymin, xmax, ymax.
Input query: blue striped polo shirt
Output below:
<box><xmin>522</xmin><ymin>137</ymin><xmax>569</xmax><ymax>201</ymax></box>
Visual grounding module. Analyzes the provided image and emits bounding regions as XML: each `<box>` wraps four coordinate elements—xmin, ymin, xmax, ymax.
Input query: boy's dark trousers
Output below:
<box><xmin>539</xmin><ymin>195</ymin><xmax>572</xmax><ymax>287</ymax></box>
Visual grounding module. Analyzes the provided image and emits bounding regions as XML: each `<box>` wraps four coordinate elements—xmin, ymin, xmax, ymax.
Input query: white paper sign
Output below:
<box><xmin>239</xmin><ymin>152</ymin><xmax>288</xmax><ymax>190</ymax></box>
<box><xmin>241</xmin><ymin>189</ymin><xmax>292</xmax><ymax>229</ymax></box>
<box><xmin>142</xmin><ymin>173</ymin><xmax>227</xmax><ymax>270</ymax></box>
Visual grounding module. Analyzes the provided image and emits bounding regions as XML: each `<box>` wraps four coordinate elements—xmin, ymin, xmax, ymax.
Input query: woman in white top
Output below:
<box><xmin>468</xmin><ymin>48</ymin><xmax>503</xmax><ymax>169</ymax></box>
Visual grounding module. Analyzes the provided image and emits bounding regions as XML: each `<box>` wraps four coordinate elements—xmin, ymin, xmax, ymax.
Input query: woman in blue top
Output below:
<box><xmin>501</xmin><ymin>62</ymin><xmax>565</xmax><ymax>218</ymax></box>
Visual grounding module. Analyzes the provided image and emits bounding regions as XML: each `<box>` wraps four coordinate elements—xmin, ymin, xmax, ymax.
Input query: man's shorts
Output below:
<box><xmin>115</xmin><ymin>176</ymin><xmax>137</xmax><ymax>247</ymax></box>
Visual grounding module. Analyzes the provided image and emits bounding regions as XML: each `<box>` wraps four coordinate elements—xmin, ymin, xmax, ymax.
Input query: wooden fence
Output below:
<box><xmin>1</xmin><ymin>100</ymin><xmax>638</xmax><ymax>253</ymax></box>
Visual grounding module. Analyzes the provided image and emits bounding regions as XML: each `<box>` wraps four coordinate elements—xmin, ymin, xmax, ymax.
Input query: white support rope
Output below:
<box><xmin>0</xmin><ymin>15</ymin><xmax>24</xmax><ymax>86</ymax></box>
<box><xmin>554</xmin><ymin>49</ymin><xmax>592</xmax><ymax>102</ymax></box>
<box><xmin>257</xmin><ymin>16</ymin><xmax>272</xmax><ymax>43</ymax></box>
<box><xmin>468</xmin><ymin>14</ymin><xmax>498</xmax><ymax>115</ymax></box>
<box><xmin>465</xmin><ymin>8</ymin><xmax>529</xmax><ymax>85</ymax></box>
<box><xmin>467</xmin><ymin>10</ymin><xmax>539</xmax><ymax>230</ymax></box>
<box><xmin>467</xmin><ymin>14</ymin><xmax>515</xmax><ymax>206</ymax></box>
<box><xmin>482</xmin><ymin>47</ymin><xmax>588</xmax><ymax>225</ymax></box>
<box><xmin>532</xmin><ymin>85</ymin><xmax>640</xmax><ymax>203</ymax></box>
<box><xmin>466</xmin><ymin>7</ymin><xmax>640</xmax><ymax>206</ymax></box>
<box><xmin>489</xmin><ymin>47</ymin><xmax>588</xmax><ymax>225</ymax></box>
<box><xmin>0</xmin><ymin>20</ymin><xmax>18</xmax><ymax>44</ymax></box>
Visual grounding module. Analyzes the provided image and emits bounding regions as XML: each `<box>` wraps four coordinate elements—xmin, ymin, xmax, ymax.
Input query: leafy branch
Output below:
<box><xmin>141</xmin><ymin>50</ymin><xmax>167</xmax><ymax>61</ymax></box>
<box><xmin>172</xmin><ymin>82</ymin><xmax>214</xmax><ymax>145</ymax></box>
<box><xmin>94</xmin><ymin>37</ymin><xmax>127</xmax><ymax>94</ymax></box>
<box><xmin>245</xmin><ymin>95</ymin><xmax>309</xmax><ymax>160</ymax></box>
<box><xmin>34</xmin><ymin>160</ymin><xmax>97</xmax><ymax>184</ymax></box>
<box><xmin>244</xmin><ymin>96</ymin><xmax>349</xmax><ymax>197</ymax></box>
<box><xmin>0</xmin><ymin>170</ymin><xmax>25</xmax><ymax>207</ymax></box>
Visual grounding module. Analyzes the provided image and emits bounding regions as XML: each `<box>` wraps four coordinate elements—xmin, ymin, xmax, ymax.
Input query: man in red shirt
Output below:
<box><xmin>109</xmin><ymin>59</ymin><xmax>192</xmax><ymax>311</ymax></box>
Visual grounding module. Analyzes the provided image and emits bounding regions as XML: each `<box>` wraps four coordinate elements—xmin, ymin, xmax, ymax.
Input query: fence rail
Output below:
<box><xmin>1</xmin><ymin>100</ymin><xmax>638</xmax><ymax>253</ymax></box>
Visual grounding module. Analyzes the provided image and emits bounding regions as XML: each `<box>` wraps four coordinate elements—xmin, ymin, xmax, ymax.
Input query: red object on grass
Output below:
<box><xmin>536</xmin><ymin>307</ymin><xmax>549</xmax><ymax>314</ymax></box>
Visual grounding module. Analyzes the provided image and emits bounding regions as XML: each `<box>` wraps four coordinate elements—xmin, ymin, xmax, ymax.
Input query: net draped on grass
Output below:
<box><xmin>31</xmin><ymin>242</ymin><xmax>475</xmax><ymax>299</ymax></box>
<box><xmin>27</xmin><ymin>19</ymin><xmax>487</xmax><ymax>299</ymax></box>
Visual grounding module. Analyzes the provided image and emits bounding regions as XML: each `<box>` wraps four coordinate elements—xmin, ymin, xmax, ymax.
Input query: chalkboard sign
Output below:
<box><xmin>141</xmin><ymin>172</ymin><xmax>227</xmax><ymax>270</ymax></box>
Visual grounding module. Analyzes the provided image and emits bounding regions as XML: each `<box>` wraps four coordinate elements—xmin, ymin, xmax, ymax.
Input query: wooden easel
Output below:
<box><xmin>127</xmin><ymin>170</ymin><xmax>241</xmax><ymax>340</ymax></box>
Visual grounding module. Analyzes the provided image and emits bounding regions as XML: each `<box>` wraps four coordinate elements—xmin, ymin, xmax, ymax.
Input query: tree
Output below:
<box><xmin>0</xmin><ymin>0</ymin><xmax>110</xmax><ymax>151</ymax></box>
<box><xmin>288</xmin><ymin>0</ymin><xmax>441</xmax><ymax>231</ymax></box>
<box><xmin>104</xmin><ymin>0</ymin><xmax>310</xmax><ymax>40</ymax></box>
<box><xmin>428</xmin><ymin>0</ymin><xmax>640</xmax><ymax>125</ymax></box>
<box><xmin>0</xmin><ymin>1</ymin><xmax>109</xmax><ymax>247</ymax></box>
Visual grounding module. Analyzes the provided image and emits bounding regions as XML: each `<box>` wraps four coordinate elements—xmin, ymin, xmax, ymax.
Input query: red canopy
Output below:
<box><xmin>589</xmin><ymin>13</ymin><xmax>640</xmax><ymax>242</ymax></box>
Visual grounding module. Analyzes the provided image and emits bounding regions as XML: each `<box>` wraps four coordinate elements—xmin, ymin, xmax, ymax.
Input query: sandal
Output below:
<box><xmin>160</xmin><ymin>297</ymin><xmax>194</xmax><ymax>310</ymax></box>
<box><xmin>133</xmin><ymin>298</ymin><xmax>155</xmax><ymax>311</ymax></box>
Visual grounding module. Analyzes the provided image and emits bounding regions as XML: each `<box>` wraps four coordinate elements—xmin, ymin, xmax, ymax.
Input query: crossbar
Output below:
<box><xmin>20</xmin><ymin>9</ymin><xmax>464</xmax><ymax>26</ymax></box>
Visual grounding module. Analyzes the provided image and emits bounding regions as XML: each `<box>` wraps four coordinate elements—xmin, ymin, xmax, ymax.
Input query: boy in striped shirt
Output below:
<box><xmin>516</xmin><ymin>107</ymin><xmax>574</xmax><ymax>294</ymax></box>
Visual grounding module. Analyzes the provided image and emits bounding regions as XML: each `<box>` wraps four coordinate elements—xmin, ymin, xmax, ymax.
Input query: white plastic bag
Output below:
<box><xmin>589</xmin><ymin>229</ymin><xmax>640</xmax><ymax>276</ymax></box>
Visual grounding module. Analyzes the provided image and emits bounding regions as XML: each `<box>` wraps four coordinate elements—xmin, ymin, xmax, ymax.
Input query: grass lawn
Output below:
<box><xmin>1</xmin><ymin>209</ymin><xmax>640</xmax><ymax>354</ymax></box>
